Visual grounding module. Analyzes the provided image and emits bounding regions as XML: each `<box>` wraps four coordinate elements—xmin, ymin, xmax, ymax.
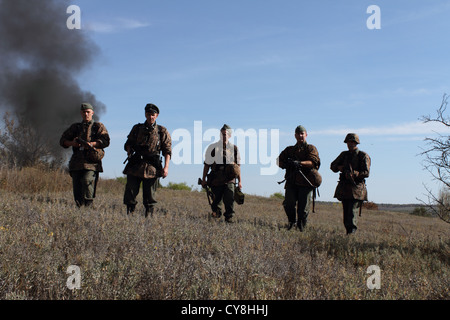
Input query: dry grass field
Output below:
<box><xmin>0</xmin><ymin>168</ymin><xmax>448</xmax><ymax>300</ymax></box>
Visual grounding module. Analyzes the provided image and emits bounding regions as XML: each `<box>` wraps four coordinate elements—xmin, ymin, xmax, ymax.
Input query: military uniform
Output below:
<box><xmin>203</xmin><ymin>124</ymin><xmax>241</xmax><ymax>222</ymax></box>
<box><xmin>330</xmin><ymin>133</ymin><xmax>371</xmax><ymax>234</ymax></box>
<box><xmin>277</xmin><ymin>125</ymin><xmax>321</xmax><ymax>231</ymax></box>
<box><xmin>123</xmin><ymin>104</ymin><xmax>172</xmax><ymax>216</ymax></box>
<box><xmin>60</xmin><ymin>103</ymin><xmax>110</xmax><ymax>207</ymax></box>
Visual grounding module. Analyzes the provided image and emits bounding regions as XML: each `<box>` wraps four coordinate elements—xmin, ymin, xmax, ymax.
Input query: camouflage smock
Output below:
<box><xmin>277</xmin><ymin>142</ymin><xmax>321</xmax><ymax>188</ymax></box>
<box><xmin>123</xmin><ymin>122</ymin><xmax>172</xmax><ymax>179</ymax></box>
<box><xmin>60</xmin><ymin>120</ymin><xmax>110</xmax><ymax>172</ymax></box>
<box><xmin>204</xmin><ymin>140</ymin><xmax>241</xmax><ymax>186</ymax></box>
<box><xmin>330</xmin><ymin>149</ymin><xmax>371</xmax><ymax>201</ymax></box>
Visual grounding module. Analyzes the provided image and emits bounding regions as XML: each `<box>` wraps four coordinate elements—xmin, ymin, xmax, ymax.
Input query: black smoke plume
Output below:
<box><xmin>0</xmin><ymin>0</ymin><xmax>105</xmax><ymax>165</ymax></box>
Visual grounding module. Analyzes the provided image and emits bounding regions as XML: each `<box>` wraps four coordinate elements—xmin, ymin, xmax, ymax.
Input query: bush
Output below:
<box><xmin>270</xmin><ymin>192</ymin><xmax>285</xmax><ymax>200</ymax></box>
<box><xmin>411</xmin><ymin>206</ymin><xmax>432</xmax><ymax>217</ymax></box>
<box><xmin>363</xmin><ymin>201</ymin><xmax>379</xmax><ymax>210</ymax></box>
<box><xmin>165</xmin><ymin>182</ymin><xmax>192</xmax><ymax>191</ymax></box>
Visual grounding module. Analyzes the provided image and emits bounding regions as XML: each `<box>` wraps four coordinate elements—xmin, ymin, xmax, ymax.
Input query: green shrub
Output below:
<box><xmin>166</xmin><ymin>182</ymin><xmax>192</xmax><ymax>191</ymax></box>
<box><xmin>270</xmin><ymin>192</ymin><xmax>285</xmax><ymax>200</ymax></box>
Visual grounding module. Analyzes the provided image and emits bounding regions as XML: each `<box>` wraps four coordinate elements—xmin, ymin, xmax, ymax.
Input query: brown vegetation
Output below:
<box><xmin>0</xmin><ymin>168</ymin><xmax>448</xmax><ymax>300</ymax></box>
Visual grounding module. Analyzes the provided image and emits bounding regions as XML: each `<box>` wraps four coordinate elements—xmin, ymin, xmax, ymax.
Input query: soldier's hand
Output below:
<box><xmin>162</xmin><ymin>166</ymin><xmax>169</xmax><ymax>178</ymax></box>
<box><xmin>345</xmin><ymin>171</ymin><xmax>354</xmax><ymax>180</ymax></box>
<box><xmin>72</xmin><ymin>138</ymin><xmax>81</xmax><ymax>148</ymax></box>
<box><xmin>289</xmin><ymin>159</ymin><xmax>302</xmax><ymax>169</ymax></box>
<box><xmin>201</xmin><ymin>179</ymin><xmax>207</xmax><ymax>188</ymax></box>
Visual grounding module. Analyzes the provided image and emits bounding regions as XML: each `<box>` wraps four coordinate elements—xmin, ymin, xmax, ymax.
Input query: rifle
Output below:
<box><xmin>76</xmin><ymin>137</ymin><xmax>95</xmax><ymax>150</ymax></box>
<box><xmin>277</xmin><ymin>158</ymin><xmax>315</xmax><ymax>188</ymax></box>
<box><xmin>346</xmin><ymin>162</ymin><xmax>357</xmax><ymax>187</ymax></box>
<box><xmin>123</xmin><ymin>147</ymin><xmax>136</xmax><ymax>164</ymax></box>
<box><xmin>123</xmin><ymin>147</ymin><xmax>162</xmax><ymax>172</ymax></box>
<box><xmin>198</xmin><ymin>178</ymin><xmax>214</xmax><ymax>207</ymax></box>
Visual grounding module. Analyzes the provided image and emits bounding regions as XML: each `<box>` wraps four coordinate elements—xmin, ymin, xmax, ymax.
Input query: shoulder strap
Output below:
<box><xmin>155</xmin><ymin>124</ymin><xmax>162</xmax><ymax>151</ymax></box>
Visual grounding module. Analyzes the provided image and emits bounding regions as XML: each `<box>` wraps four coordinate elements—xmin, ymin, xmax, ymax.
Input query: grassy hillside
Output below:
<box><xmin>0</xmin><ymin>168</ymin><xmax>448</xmax><ymax>300</ymax></box>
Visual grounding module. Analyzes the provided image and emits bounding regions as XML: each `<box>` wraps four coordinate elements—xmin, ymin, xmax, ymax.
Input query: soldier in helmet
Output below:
<box><xmin>201</xmin><ymin>124</ymin><xmax>242</xmax><ymax>223</ymax></box>
<box><xmin>330</xmin><ymin>133</ymin><xmax>371</xmax><ymax>234</ymax></box>
<box><xmin>277</xmin><ymin>125</ymin><xmax>321</xmax><ymax>231</ymax></box>
<box><xmin>123</xmin><ymin>103</ymin><xmax>172</xmax><ymax>217</ymax></box>
<box><xmin>60</xmin><ymin>103</ymin><xmax>110</xmax><ymax>207</ymax></box>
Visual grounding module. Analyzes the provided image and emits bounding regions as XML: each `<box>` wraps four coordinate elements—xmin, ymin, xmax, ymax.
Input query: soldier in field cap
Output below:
<box><xmin>123</xmin><ymin>103</ymin><xmax>172</xmax><ymax>217</ymax></box>
<box><xmin>201</xmin><ymin>124</ymin><xmax>242</xmax><ymax>223</ymax></box>
<box><xmin>330</xmin><ymin>133</ymin><xmax>371</xmax><ymax>234</ymax></box>
<box><xmin>277</xmin><ymin>125</ymin><xmax>321</xmax><ymax>231</ymax></box>
<box><xmin>60</xmin><ymin>103</ymin><xmax>110</xmax><ymax>207</ymax></box>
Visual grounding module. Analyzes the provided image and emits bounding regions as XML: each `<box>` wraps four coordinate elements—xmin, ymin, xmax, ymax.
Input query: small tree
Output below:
<box><xmin>418</xmin><ymin>94</ymin><xmax>450</xmax><ymax>223</ymax></box>
<box><xmin>0</xmin><ymin>112</ymin><xmax>65</xmax><ymax>169</ymax></box>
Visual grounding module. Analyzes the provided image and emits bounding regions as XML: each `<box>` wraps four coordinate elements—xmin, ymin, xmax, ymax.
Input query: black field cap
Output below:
<box><xmin>145</xmin><ymin>103</ymin><xmax>160</xmax><ymax>114</ymax></box>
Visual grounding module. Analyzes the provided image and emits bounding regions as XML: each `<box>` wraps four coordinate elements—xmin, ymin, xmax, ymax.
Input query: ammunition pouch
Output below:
<box><xmin>225</xmin><ymin>163</ymin><xmax>240</xmax><ymax>181</ymax></box>
<box><xmin>85</xmin><ymin>148</ymin><xmax>105</xmax><ymax>163</ymax></box>
<box><xmin>207</xmin><ymin>163</ymin><xmax>239</xmax><ymax>187</ymax></box>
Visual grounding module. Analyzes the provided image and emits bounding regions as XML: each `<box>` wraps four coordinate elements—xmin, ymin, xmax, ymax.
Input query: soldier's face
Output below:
<box><xmin>80</xmin><ymin>109</ymin><xmax>94</xmax><ymax>122</ymax></box>
<box><xmin>347</xmin><ymin>141</ymin><xmax>357</xmax><ymax>151</ymax></box>
<box><xmin>295</xmin><ymin>131</ymin><xmax>307</xmax><ymax>143</ymax></box>
<box><xmin>220</xmin><ymin>129</ymin><xmax>231</xmax><ymax>142</ymax></box>
<box><xmin>145</xmin><ymin>111</ymin><xmax>158</xmax><ymax>124</ymax></box>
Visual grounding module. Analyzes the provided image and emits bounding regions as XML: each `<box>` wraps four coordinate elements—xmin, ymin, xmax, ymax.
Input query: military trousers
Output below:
<box><xmin>123</xmin><ymin>174</ymin><xmax>158</xmax><ymax>210</ymax></box>
<box><xmin>342</xmin><ymin>199</ymin><xmax>361</xmax><ymax>234</ymax></box>
<box><xmin>283</xmin><ymin>184</ymin><xmax>313</xmax><ymax>228</ymax></box>
<box><xmin>70</xmin><ymin>170</ymin><xmax>97</xmax><ymax>207</ymax></box>
<box><xmin>211</xmin><ymin>183</ymin><xmax>235</xmax><ymax>219</ymax></box>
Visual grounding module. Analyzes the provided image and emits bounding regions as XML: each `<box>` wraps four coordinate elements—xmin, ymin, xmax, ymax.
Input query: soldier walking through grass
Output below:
<box><xmin>201</xmin><ymin>124</ymin><xmax>242</xmax><ymax>223</ymax></box>
<box><xmin>330</xmin><ymin>133</ymin><xmax>371</xmax><ymax>235</ymax></box>
<box><xmin>277</xmin><ymin>125</ymin><xmax>321</xmax><ymax>231</ymax></box>
<box><xmin>123</xmin><ymin>103</ymin><xmax>172</xmax><ymax>217</ymax></box>
<box><xmin>60</xmin><ymin>103</ymin><xmax>110</xmax><ymax>207</ymax></box>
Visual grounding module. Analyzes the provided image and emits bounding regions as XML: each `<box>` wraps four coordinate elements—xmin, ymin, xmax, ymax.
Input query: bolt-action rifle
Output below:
<box><xmin>76</xmin><ymin>137</ymin><xmax>95</xmax><ymax>151</ymax></box>
<box><xmin>277</xmin><ymin>158</ymin><xmax>315</xmax><ymax>188</ymax></box>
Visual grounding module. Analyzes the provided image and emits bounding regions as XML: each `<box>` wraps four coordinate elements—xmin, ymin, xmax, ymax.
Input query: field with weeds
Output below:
<box><xmin>0</xmin><ymin>168</ymin><xmax>448</xmax><ymax>300</ymax></box>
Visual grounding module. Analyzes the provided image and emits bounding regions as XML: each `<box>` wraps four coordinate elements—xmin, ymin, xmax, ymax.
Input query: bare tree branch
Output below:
<box><xmin>418</xmin><ymin>94</ymin><xmax>450</xmax><ymax>224</ymax></box>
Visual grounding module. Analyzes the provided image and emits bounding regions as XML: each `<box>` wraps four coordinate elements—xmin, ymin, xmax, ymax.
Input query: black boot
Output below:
<box><xmin>145</xmin><ymin>207</ymin><xmax>154</xmax><ymax>218</ymax></box>
<box><xmin>127</xmin><ymin>205</ymin><xmax>135</xmax><ymax>215</ymax></box>
<box><xmin>297</xmin><ymin>219</ymin><xmax>307</xmax><ymax>232</ymax></box>
<box><xmin>287</xmin><ymin>221</ymin><xmax>296</xmax><ymax>230</ymax></box>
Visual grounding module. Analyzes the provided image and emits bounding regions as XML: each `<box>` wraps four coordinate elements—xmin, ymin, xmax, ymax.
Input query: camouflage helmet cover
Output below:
<box><xmin>344</xmin><ymin>133</ymin><xmax>360</xmax><ymax>144</ymax></box>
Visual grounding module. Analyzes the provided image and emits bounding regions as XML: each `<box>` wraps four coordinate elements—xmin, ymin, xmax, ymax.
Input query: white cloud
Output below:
<box><xmin>310</xmin><ymin>121</ymin><xmax>450</xmax><ymax>137</ymax></box>
<box><xmin>85</xmin><ymin>18</ymin><xmax>150</xmax><ymax>33</ymax></box>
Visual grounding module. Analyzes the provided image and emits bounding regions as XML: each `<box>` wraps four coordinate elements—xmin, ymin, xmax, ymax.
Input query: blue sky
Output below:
<box><xmin>71</xmin><ymin>0</ymin><xmax>450</xmax><ymax>204</ymax></box>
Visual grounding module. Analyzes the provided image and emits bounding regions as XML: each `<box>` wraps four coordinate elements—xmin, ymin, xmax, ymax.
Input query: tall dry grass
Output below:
<box><xmin>0</xmin><ymin>167</ymin><xmax>448</xmax><ymax>300</ymax></box>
